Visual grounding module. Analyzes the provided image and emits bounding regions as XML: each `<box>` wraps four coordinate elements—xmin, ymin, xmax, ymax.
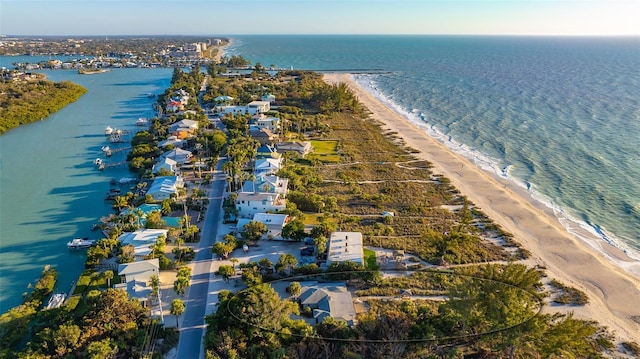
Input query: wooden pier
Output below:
<box><xmin>98</xmin><ymin>161</ymin><xmax>128</xmax><ymax>170</ymax></box>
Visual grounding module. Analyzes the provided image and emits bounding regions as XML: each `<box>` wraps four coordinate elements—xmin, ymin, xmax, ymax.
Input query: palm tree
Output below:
<box><xmin>230</xmin><ymin>258</ymin><xmax>239</xmax><ymax>272</ymax></box>
<box><xmin>170</xmin><ymin>298</ymin><xmax>185</xmax><ymax>328</ymax></box>
<box><xmin>149</xmin><ymin>275</ymin><xmax>160</xmax><ymax>300</ymax></box>
<box><xmin>103</xmin><ymin>270</ymin><xmax>114</xmax><ymax>288</ymax></box>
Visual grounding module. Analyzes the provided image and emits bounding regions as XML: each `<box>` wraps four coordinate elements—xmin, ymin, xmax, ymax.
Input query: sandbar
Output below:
<box><xmin>324</xmin><ymin>73</ymin><xmax>640</xmax><ymax>342</ymax></box>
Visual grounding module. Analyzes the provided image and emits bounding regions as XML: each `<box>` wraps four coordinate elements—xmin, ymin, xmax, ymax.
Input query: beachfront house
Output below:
<box><xmin>276</xmin><ymin>141</ymin><xmax>313</xmax><ymax>157</ymax></box>
<box><xmin>326</xmin><ymin>232</ymin><xmax>364</xmax><ymax>266</ymax></box>
<box><xmin>235</xmin><ymin>192</ymin><xmax>286</xmax><ymax>218</ymax></box>
<box><xmin>115</xmin><ymin>258</ymin><xmax>159</xmax><ymax>307</ymax></box>
<box><xmin>249</xmin><ymin>128</ymin><xmax>277</xmax><ymax>145</ymax></box>
<box><xmin>297</xmin><ymin>282</ymin><xmax>357</xmax><ymax>326</ymax></box>
<box><xmin>255</xmin><ymin>144</ymin><xmax>280</xmax><ymax>159</ymax></box>
<box><xmin>146</xmin><ymin>176</ymin><xmax>184</xmax><ymax>201</ymax></box>
<box><xmin>251</xmin><ymin>115</ymin><xmax>280</xmax><ymax>134</ymax></box>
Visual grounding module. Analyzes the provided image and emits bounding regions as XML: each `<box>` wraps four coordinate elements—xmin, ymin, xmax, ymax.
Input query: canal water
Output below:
<box><xmin>0</xmin><ymin>66</ymin><xmax>171</xmax><ymax>312</ymax></box>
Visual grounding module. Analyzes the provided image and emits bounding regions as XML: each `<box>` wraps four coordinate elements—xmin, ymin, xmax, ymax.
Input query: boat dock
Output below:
<box><xmin>98</xmin><ymin>161</ymin><xmax>128</xmax><ymax>171</ymax></box>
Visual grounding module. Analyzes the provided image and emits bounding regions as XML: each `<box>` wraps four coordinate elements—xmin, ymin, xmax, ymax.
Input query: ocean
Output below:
<box><xmin>1</xmin><ymin>35</ymin><xmax>639</xmax><ymax>311</ymax></box>
<box><xmin>223</xmin><ymin>35</ymin><xmax>640</xmax><ymax>261</ymax></box>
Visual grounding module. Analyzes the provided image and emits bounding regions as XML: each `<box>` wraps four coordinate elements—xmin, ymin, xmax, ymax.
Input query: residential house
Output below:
<box><xmin>157</xmin><ymin>135</ymin><xmax>187</xmax><ymax>149</ymax></box>
<box><xmin>166</xmin><ymin>100</ymin><xmax>183</xmax><ymax>113</ymax></box>
<box><xmin>249</xmin><ymin>128</ymin><xmax>277</xmax><ymax>145</ymax></box>
<box><xmin>114</xmin><ymin>258</ymin><xmax>159</xmax><ymax>307</ymax></box>
<box><xmin>326</xmin><ymin>232</ymin><xmax>364</xmax><ymax>266</ymax></box>
<box><xmin>255</xmin><ymin>144</ymin><xmax>280</xmax><ymax>159</ymax></box>
<box><xmin>235</xmin><ymin>192</ymin><xmax>286</xmax><ymax>218</ymax></box>
<box><xmin>242</xmin><ymin>174</ymin><xmax>288</xmax><ymax>199</ymax></box>
<box><xmin>251</xmin><ymin>213</ymin><xmax>290</xmax><ymax>240</ymax></box>
<box><xmin>161</xmin><ymin>148</ymin><xmax>192</xmax><ymax>165</ymax></box>
<box><xmin>146</xmin><ymin>176</ymin><xmax>184</xmax><ymax>201</ymax></box>
<box><xmin>168</xmin><ymin>119</ymin><xmax>199</xmax><ymax>135</ymax></box>
<box><xmin>298</xmin><ymin>282</ymin><xmax>357</xmax><ymax>326</ymax></box>
<box><xmin>153</xmin><ymin>157</ymin><xmax>178</xmax><ymax>174</ymax></box>
<box><xmin>117</xmin><ymin>229</ymin><xmax>168</xmax><ymax>260</ymax></box>
<box><xmin>261</xmin><ymin>94</ymin><xmax>276</xmax><ymax>103</ymax></box>
<box><xmin>254</xmin><ymin>157</ymin><xmax>283</xmax><ymax>176</ymax></box>
<box><xmin>251</xmin><ymin>115</ymin><xmax>280</xmax><ymax>134</ymax></box>
<box><xmin>276</xmin><ymin>141</ymin><xmax>313</xmax><ymax>157</ymax></box>
<box><xmin>247</xmin><ymin>100</ymin><xmax>270</xmax><ymax>114</ymax></box>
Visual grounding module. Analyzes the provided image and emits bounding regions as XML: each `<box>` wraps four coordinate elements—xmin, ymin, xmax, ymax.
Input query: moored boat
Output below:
<box><xmin>67</xmin><ymin>237</ymin><xmax>95</xmax><ymax>249</ymax></box>
<box><xmin>136</xmin><ymin>117</ymin><xmax>149</xmax><ymax>126</ymax></box>
<box><xmin>105</xmin><ymin>126</ymin><xmax>114</xmax><ymax>135</ymax></box>
<box><xmin>46</xmin><ymin>293</ymin><xmax>67</xmax><ymax>309</ymax></box>
<box><xmin>94</xmin><ymin>158</ymin><xmax>103</xmax><ymax>166</ymax></box>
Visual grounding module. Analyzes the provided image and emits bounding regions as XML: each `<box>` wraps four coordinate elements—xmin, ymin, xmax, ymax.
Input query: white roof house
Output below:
<box><xmin>235</xmin><ymin>192</ymin><xmax>286</xmax><ymax>218</ymax></box>
<box><xmin>252</xmin><ymin>116</ymin><xmax>280</xmax><ymax>134</ymax></box>
<box><xmin>161</xmin><ymin>148</ymin><xmax>192</xmax><ymax>165</ymax></box>
<box><xmin>117</xmin><ymin>229</ymin><xmax>169</xmax><ymax>259</ymax></box>
<box><xmin>252</xmin><ymin>213</ymin><xmax>290</xmax><ymax>240</ymax></box>
<box><xmin>115</xmin><ymin>258</ymin><xmax>159</xmax><ymax>307</ymax></box>
<box><xmin>247</xmin><ymin>100</ymin><xmax>270</xmax><ymax>113</ymax></box>
<box><xmin>298</xmin><ymin>282</ymin><xmax>357</xmax><ymax>326</ymax></box>
<box><xmin>276</xmin><ymin>141</ymin><xmax>313</xmax><ymax>157</ymax></box>
<box><xmin>169</xmin><ymin>119</ymin><xmax>198</xmax><ymax>133</ymax></box>
<box><xmin>146</xmin><ymin>176</ymin><xmax>184</xmax><ymax>201</ymax></box>
<box><xmin>254</xmin><ymin>157</ymin><xmax>283</xmax><ymax>175</ymax></box>
<box><xmin>242</xmin><ymin>174</ymin><xmax>288</xmax><ymax>198</ymax></box>
<box><xmin>327</xmin><ymin>232</ymin><xmax>364</xmax><ymax>266</ymax></box>
<box><xmin>158</xmin><ymin>135</ymin><xmax>186</xmax><ymax>149</ymax></box>
<box><xmin>152</xmin><ymin>157</ymin><xmax>178</xmax><ymax>174</ymax></box>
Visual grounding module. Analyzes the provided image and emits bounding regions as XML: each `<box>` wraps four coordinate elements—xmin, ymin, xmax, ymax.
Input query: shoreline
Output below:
<box><xmin>324</xmin><ymin>73</ymin><xmax>640</xmax><ymax>342</ymax></box>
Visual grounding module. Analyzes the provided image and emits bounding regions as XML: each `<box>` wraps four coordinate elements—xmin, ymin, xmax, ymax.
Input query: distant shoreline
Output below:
<box><xmin>324</xmin><ymin>72</ymin><xmax>640</xmax><ymax>343</ymax></box>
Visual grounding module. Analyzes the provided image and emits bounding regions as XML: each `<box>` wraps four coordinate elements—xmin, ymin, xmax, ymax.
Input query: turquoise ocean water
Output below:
<box><xmin>1</xmin><ymin>35</ymin><xmax>639</xmax><ymax>311</ymax></box>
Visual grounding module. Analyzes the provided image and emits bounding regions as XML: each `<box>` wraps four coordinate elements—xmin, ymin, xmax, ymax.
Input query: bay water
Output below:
<box><xmin>0</xmin><ymin>65</ymin><xmax>170</xmax><ymax>312</ymax></box>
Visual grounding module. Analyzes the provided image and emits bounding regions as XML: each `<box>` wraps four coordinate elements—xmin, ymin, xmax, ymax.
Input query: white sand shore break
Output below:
<box><xmin>323</xmin><ymin>73</ymin><xmax>640</xmax><ymax>343</ymax></box>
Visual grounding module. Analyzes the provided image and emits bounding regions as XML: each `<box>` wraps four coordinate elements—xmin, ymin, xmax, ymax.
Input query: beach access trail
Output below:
<box><xmin>323</xmin><ymin>73</ymin><xmax>640</xmax><ymax>342</ymax></box>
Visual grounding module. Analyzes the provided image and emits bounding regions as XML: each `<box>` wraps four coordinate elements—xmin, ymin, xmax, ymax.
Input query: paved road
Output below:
<box><xmin>176</xmin><ymin>161</ymin><xmax>226</xmax><ymax>359</ymax></box>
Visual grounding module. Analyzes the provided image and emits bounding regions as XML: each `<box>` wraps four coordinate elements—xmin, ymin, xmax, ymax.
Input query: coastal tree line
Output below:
<box><xmin>0</xmin><ymin>78</ymin><xmax>87</xmax><ymax>134</ymax></box>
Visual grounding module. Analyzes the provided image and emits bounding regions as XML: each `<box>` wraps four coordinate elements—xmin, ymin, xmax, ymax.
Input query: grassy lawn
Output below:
<box><xmin>364</xmin><ymin>248</ymin><xmax>377</xmax><ymax>269</ymax></box>
<box><xmin>73</xmin><ymin>269</ymin><xmax>121</xmax><ymax>295</ymax></box>
<box><xmin>309</xmin><ymin>140</ymin><xmax>341</xmax><ymax>163</ymax></box>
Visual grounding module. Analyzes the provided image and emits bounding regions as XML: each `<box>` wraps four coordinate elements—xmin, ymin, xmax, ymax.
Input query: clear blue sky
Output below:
<box><xmin>1</xmin><ymin>0</ymin><xmax>638</xmax><ymax>36</ymax></box>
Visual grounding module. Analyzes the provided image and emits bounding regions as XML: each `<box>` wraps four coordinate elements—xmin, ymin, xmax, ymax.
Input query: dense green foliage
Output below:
<box><xmin>0</xmin><ymin>79</ymin><xmax>87</xmax><ymax>134</ymax></box>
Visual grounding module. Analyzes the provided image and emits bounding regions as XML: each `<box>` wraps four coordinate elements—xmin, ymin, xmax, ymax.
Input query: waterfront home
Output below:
<box><xmin>168</xmin><ymin>119</ymin><xmax>198</xmax><ymax>135</ymax></box>
<box><xmin>298</xmin><ymin>282</ymin><xmax>357</xmax><ymax>326</ymax></box>
<box><xmin>153</xmin><ymin>157</ymin><xmax>178</xmax><ymax>175</ymax></box>
<box><xmin>254</xmin><ymin>157</ymin><xmax>283</xmax><ymax>175</ymax></box>
<box><xmin>326</xmin><ymin>232</ymin><xmax>364</xmax><ymax>266</ymax></box>
<box><xmin>235</xmin><ymin>192</ymin><xmax>286</xmax><ymax>218</ymax></box>
<box><xmin>160</xmin><ymin>148</ymin><xmax>192</xmax><ymax>165</ymax></box>
<box><xmin>147</xmin><ymin>176</ymin><xmax>184</xmax><ymax>201</ymax></box>
<box><xmin>166</xmin><ymin>100</ymin><xmax>183</xmax><ymax>113</ymax></box>
<box><xmin>157</xmin><ymin>135</ymin><xmax>187</xmax><ymax>149</ymax></box>
<box><xmin>276</xmin><ymin>141</ymin><xmax>313</xmax><ymax>157</ymax></box>
<box><xmin>117</xmin><ymin>229</ymin><xmax>169</xmax><ymax>260</ymax></box>
<box><xmin>115</xmin><ymin>258</ymin><xmax>159</xmax><ymax>307</ymax></box>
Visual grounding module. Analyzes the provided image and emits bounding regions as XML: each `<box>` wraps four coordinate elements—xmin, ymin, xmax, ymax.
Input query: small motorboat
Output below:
<box><xmin>67</xmin><ymin>237</ymin><xmax>95</xmax><ymax>249</ymax></box>
<box><xmin>105</xmin><ymin>126</ymin><xmax>114</xmax><ymax>135</ymax></box>
<box><xmin>46</xmin><ymin>293</ymin><xmax>67</xmax><ymax>309</ymax></box>
<box><xmin>136</xmin><ymin>117</ymin><xmax>149</xmax><ymax>126</ymax></box>
<box><xmin>94</xmin><ymin>158</ymin><xmax>103</xmax><ymax>166</ymax></box>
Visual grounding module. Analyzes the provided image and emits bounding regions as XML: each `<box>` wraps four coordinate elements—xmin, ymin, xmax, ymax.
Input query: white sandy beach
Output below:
<box><xmin>324</xmin><ymin>73</ymin><xmax>640</xmax><ymax>343</ymax></box>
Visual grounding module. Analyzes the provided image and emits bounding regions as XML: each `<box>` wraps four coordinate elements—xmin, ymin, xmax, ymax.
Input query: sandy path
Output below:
<box><xmin>324</xmin><ymin>73</ymin><xmax>640</xmax><ymax>342</ymax></box>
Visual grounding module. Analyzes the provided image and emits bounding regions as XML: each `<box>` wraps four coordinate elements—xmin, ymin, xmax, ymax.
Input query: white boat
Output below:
<box><xmin>94</xmin><ymin>158</ymin><xmax>103</xmax><ymax>166</ymax></box>
<box><xmin>105</xmin><ymin>126</ymin><xmax>114</xmax><ymax>135</ymax></box>
<box><xmin>101</xmin><ymin>146</ymin><xmax>112</xmax><ymax>156</ymax></box>
<box><xmin>67</xmin><ymin>237</ymin><xmax>95</xmax><ymax>249</ymax></box>
<box><xmin>46</xmin><ymin>293</ymin><xmax>67</xmax><ymax>309</ymax></box>
<box><xmin>135</xmin><ymin>117</ymin><xmax>149</xmax><ymax>126</ymax></box>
